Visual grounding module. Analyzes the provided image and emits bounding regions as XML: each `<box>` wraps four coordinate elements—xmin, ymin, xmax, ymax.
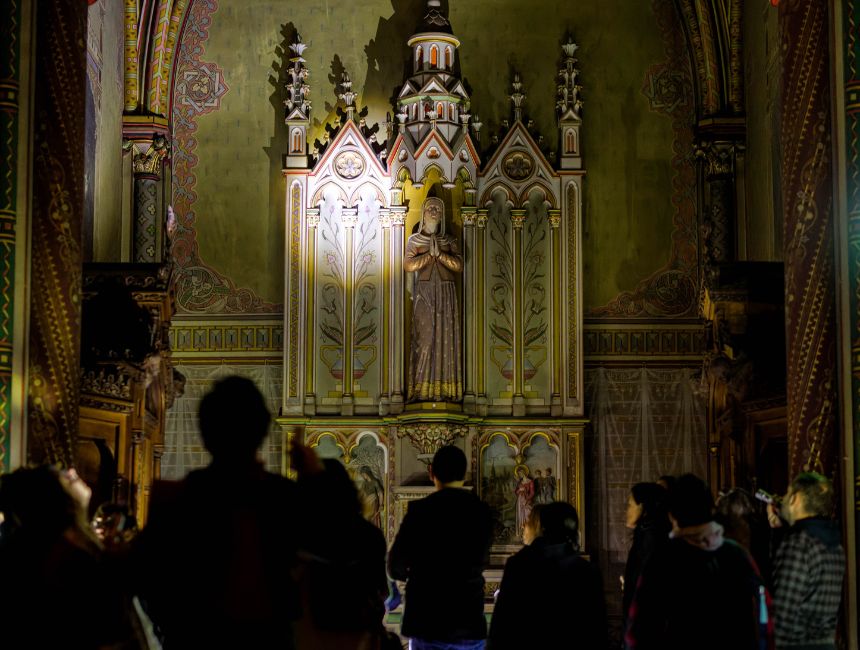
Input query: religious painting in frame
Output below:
<box><xmin>477</xmin><ymin>430</ymin><xmax>561</xmax><ymax>550</ymax></box>
<box><xmin>306</xmin><ymin>429</ymin><xmax>388</xmax><ymax>532</ymax></box>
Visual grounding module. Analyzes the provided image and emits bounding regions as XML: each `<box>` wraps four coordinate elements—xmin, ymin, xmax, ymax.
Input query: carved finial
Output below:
<box><xmin>339</xmin><ymin>71</ymin><xmax>356</xmax><ymax>121</ymax></box>
<box><xmin>558</xmin><ymin>37</ymin><xmax>583</xmax><ymax>120</ymax></box>
<box><xmin>471</xmin><ymin>114</ymin><xmax>482</xmax><ymax>144</ymax></box>
<box><xmin>285</xmin><ymin>34</ymin><xmax>311</xmax><ymax>121</ymax></box>
<box><xmin>510</xmin><ymin>72</ymin><xmax>526</xmax><ymax>122</ymax></box>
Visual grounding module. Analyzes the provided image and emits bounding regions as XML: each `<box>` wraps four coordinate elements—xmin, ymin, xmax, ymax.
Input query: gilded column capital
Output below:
<box><xmin>125</xmin><ymin>134</ymin><xmax>170</xmax><ymax>178</ymax></box>
<box><xmin>378</xmin><ymin>209</ymin><xmax>392</xmax><ymax>228</ymax></box>
<box><xmin>462</xmin><ymin>207</ymin><xmax>477</xmax><ymax>226</ymax></box>
<box><xmin>306</xmin><ymin>208</ymin><xmax>320</xmax><ymax>228</ymax></box>
<box><xmin>341</xmin><ymin>208</ymin><xmax>359</xmax><ymax>227</ymax></box>
<box><xmin>390</xmin><ymin>205</ymin><xmax>407</xmax><ymax>226</ymax></box>
<box><xmin>510</xmin><ymin>209</ymin><xmax>527</xmax><ymax>229</ymax></box>
<box><xmin>548</xmin><ymin>209</ymin><xmax>562</xmax><ymax>228</ymax></box>
<box><xmin>695</xmin><ymin>140</ymin><xmax>739</xmax><ymax>179</ymax></box>
<box><xmin>476</xmin><ymin>210</ymin><xmax>489</xmax><ymax>228</ymax></box>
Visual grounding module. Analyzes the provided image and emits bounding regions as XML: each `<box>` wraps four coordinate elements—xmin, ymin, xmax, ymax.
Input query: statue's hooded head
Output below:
<box><xmin>420</xmin><ymin>197</ymin><xmax>445</xmax><ymax>235</ymax></box>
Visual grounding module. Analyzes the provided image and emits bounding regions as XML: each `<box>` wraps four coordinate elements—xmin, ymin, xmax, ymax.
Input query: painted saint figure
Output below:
<box><xmin>404</xmin><ymin>197</ymin><xmax>463</xmax><ymax>402</ymax></box>
<box><xmin>514</xmin><ymin>466</ymin><xmax>535</xmax><ymax>539</ymax></box>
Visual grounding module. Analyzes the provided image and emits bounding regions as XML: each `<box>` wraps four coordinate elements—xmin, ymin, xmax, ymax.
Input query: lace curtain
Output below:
<box><xmin>586</xmin><ymin>367</ymin><xmax>707</xmax><ymax>568</ymax></box>
<box><xmin>160</xmin><ymin>363</ymin><xmax>284</xmax><ymax>480</ymax></box>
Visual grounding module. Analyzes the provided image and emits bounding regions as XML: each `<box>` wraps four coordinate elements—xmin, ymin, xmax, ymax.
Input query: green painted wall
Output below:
<box><xmin>188</xmin><ymin>0</ymin><xmax>683</xmax><ymax>310</ymax></box>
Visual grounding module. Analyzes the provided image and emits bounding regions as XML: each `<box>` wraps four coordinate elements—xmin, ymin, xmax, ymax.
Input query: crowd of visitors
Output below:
<box><xmin>0</xmin><ymin>376</ymin><xmax>847</xmax><ymax>649</ymax></box>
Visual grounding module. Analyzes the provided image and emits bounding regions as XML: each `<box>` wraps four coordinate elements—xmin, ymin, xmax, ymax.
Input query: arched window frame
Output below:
<box><xmin>430</xmin><ymin>45</ymin><xmax>438</xmax><ymax>67</ymax></box>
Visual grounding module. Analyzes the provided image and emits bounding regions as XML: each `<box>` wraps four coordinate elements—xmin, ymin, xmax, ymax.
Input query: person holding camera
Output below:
<box><xmin>767</xmin><ymin>473</ymin><xmax>845</xmax><ymax>650</ymax></box>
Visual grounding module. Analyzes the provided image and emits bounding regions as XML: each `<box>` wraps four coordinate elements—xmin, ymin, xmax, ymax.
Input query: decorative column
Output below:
<box><xmin>126</xmin><ymin>134</ymin><xmax>170</xmax><ymax>263</ymax></box>
<box><xmin>697</xmin><ymin>140</ymin><xmax>737</xmax><ymax>285</ymax></box>
<box><xmin>836</xmin><ymin>0</ymin><xmax>860</xmax><ymax>637</ymax></box>
<box><xmin>304</xmin><ymin>208</ymin><xmax>320</xmax><ymax>415</ymax></box>
<box><xmin>0</xmin><ymin>0</ymin><xmax>32</xmax><ymax>470</ymax></box>
<box><xmin>28</xmin><ymin>0</ymin><xmax>88</xmax><ymax>465</ymax></box>
<box><xmin>462</xmin><ymin>207</ymin><xmax>477</xmax><ymax>414</ymax></box>
<box><xmin>510</xmin><ymin>208</ymin><xmax>527</xmax><ymax>416</ymax></box>
<box><xmin>341</xmin><ymin>207</ymin><xmax>358</xmax><ymax>416</ymax></box>
<box><xmin>779</xmin><ymin>0</ymin><xmax>837</xmax><ymax>477</ymax></box>
<box><xmin>390</xmin><ymin>206</ymin><xmax>407</xmax><ymax>413</ymax></box>
<box><xmin>476</xmin><ymin>209</ymin><xmax>488</xmax><ymax>415</ymax></box>
<box><xmin>548</xmin><ymin>209</ymin><xmax>563</xmax><ymax>416</ymax></box>
<box><xmin>379</xmin><ymin>209</ymin><xmax>392</xmax><ymax>415</ymax></box>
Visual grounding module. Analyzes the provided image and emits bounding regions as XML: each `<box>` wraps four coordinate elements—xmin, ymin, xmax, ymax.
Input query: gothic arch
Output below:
<box><xmin>480</xmin><ymin>182</ymin><xmax>517</xmax><ymax>207</ymax></box>
<box><xmin>519</xmin><ymin>182</ymin><xmax>557</xmax><ymax>209</ymax></box>
<box><xmin>312</xmin><ymin>182</ymin><xmax>349</xmax><ymax>208</ymax></box>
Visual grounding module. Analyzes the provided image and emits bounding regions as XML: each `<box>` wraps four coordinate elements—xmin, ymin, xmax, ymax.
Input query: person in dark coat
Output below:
<box><xmin>488</xmin><ymin>501</ymin><xmax>608</xmax><ymax>650</ymax></box>
<box><xmin>133</xmin><ymin>375</ymin><xmax>298</xmax><ymax>649</ymax></box>
<box><xmin>388</xmin><ymin>445</ymin><xmax>493</xmax><ymax>650</ymax></box>
<box><xmin>622</xmin><ymin>482</ymin><xmax>670</xmax><ymax>624</ymax></box>
<box><xmin>625</xmin><ymin>474</ymin><xmax>769</xmax><ymax>650</ymax></box>
<box><xmin>293</xmin><ymin>457</ymin><xmax>396</xmax><ymax>650</ymax></box>
<box><xmin>0</xmin><ymin>465</ymin><xmax>129</xmax><ymax>649</ymax></box>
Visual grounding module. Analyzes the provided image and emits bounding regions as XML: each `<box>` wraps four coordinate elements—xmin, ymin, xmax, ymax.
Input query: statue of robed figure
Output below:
<box><xmin>404</xmin><ymin>197</ymin><xmax>463</xmax><ymax>402</ymax></box>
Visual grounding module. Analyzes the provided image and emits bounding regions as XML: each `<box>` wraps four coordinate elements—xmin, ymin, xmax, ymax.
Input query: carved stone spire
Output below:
<box><xmin>557</xmin><ymin>38</ymin><xmax>583</xmax><ymax>119</ymax></box>
<box><xmin>285</xmin><ymin>33</ymin><xmax>311</xmax><ymax>168</ymax></box>
<box><xmin>510</xmin><ymin>72</ymin><xmax>526</xmax><ymax>123</ymax></box>
<box><xmin>285</xmin><ymin>35</ymin><xmax>310</xmax><ymax>120</ymax></box>
<box><xmin>557</xmin><ymin>37</ymin><xmax>583</xmax><ymax>170</ymax></box>
<box><xmin>339</xmin><ymin>71</ymin><xmax>356</xmax><ymax>121</ymax></box>
<box><xmin>420</xmin><ymin>0</ymin><xmax>452</xmax><ymax>34</ymax></box>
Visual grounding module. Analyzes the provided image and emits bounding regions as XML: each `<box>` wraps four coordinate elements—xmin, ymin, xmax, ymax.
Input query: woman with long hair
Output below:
<box><xmin>622</xmin><ymin>482</ymin><xmax>671</xmax><ymax>623</ymax></box>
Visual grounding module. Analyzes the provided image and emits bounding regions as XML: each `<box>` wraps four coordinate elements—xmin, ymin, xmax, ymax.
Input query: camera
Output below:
<box><xmin>754</xmin><ymin>489</ymin><xmax>782</xmax><ymax>505</ymax></box>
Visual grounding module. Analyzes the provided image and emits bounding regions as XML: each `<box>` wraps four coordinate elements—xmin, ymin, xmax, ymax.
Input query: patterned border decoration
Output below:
<box><xmin>147</xmin><ymin>0</ymin><xmax>190</xmax><ymax>115</ymax></box>
<box><xmin>0</xmin><ymin>0</ymin><xmax>21</xmax><ymax>471</ymax></box>
<box><xmin>583</xmin><ymin>326</ymin><xmax>707</xmax><ymax>359</ymax></box>
<box><xmin>169</xmin><ymin>321</ymin><xmax>284</xmax><ymax>356</ymax></box>
<box><xmin>588</xmin><ymin>0</ymin><xmax>699</xmax><ymax>318</ymax></box>
<box><xmin>170</xmin><ymin>0</ymin><xmax>281</xmax><ymax>314</ymax></box>
<box><xmin>28</xmin><ymin>0</ymin><xmax>88</xmax><ymax>465</ymax></box>
<box><xmin>780</xmin><ymin>0</ymin><xmax>837</xmax><ymax>476</ymax></box>
<box><xmin>845</xmin><ymin>0</ymin><xmax>860</xmax><ymax>544</ymax></box>
<box><xmin>288</xmin><ymin>183</ymin><xmax>301</xmax><ymax>397</ymax></box>
<box><xmin>567</xmin><ymin>185</ymin><xmax>578</xmax><ymax>399</ymax></box>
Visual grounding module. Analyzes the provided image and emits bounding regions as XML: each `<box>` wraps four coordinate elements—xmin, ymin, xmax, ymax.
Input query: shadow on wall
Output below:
<box><xmin>361</xmin><ymin>0</ymin><xmax>428</xmax><ymax>119</ymax></box>
<box><xmin>264</xmin><ymin>22</ymin><xmax>298</xmax><ymax>275</ymax></box>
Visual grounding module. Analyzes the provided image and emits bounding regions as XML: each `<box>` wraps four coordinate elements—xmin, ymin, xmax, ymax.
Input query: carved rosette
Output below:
<box><xmin>397</xmin><ymin>423</ymin><xmax>468</xmax><ymax>456</ymax></box>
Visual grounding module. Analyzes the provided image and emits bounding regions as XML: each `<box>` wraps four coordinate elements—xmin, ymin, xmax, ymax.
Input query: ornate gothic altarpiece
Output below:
<box><xmin>276</xmin><ymin>1</ymin><xmax>586</xmax><ymax>561</ymax></box>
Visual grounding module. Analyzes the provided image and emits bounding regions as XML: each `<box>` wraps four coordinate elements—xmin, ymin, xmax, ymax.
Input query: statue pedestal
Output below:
<box><xmin>404</xmin><ymin>401</ymin><xmax>463</xmax><ymax>413</ymax></box>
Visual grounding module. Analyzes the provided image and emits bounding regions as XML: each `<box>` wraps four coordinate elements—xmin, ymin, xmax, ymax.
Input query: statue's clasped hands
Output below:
<box><xmin>429</xmin><ymin>235</ymin><xmax>440</xmax><ymax>257</ymax></box>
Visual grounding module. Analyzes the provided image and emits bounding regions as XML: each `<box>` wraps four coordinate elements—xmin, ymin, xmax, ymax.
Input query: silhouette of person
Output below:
<box><xmin>133</xmin><ymin>375</ymin><xmax>298</xmax><ymax>649</ymax></box>
<box><xmin>0</xmin><ymin>465</ymin><xmax>129</xmax><ymax>648</ymax></box>
<box><xmin>294</xmin><ymin>458</ymin><xmax>397</xmax><ymax>650</ymax></box>
<box><xmin>388</xmin><ymin>445</ymin><xmax>493</xmax><ymax>649</ymax></box>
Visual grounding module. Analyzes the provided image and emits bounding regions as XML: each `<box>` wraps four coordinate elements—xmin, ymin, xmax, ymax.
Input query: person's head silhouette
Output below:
<box><xmin>198</xmin><ymin>376</ymin><xmax>270</xmax><ymax>464</ymax></box>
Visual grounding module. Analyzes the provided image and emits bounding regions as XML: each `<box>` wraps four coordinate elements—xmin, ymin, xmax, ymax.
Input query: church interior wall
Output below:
<box><xmin>741</xmin><ymin>0</ymin><xmax>782</xmax><ymax>262</ymax></box>
<box><xmin>86</xmin><ymin>0</ymin><xmax>126</xmax><ymax>263</ymax></box>
<box><xmin>166</xmin><ymin>0</ymin><xmax>686</xmax><ymax>316</ymax></box>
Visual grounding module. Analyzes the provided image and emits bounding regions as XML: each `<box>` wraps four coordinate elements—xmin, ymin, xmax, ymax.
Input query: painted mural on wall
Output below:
<box><xmin>521</xmin><ymin>195</ymin><xmax>550</xmax><ymax>397</ymax></box>
<box><xmin>170</xmin><ymin>0</ymin><xmax>281</xmax><ymax>314</ymax></box>
<box><xmin>587</xmin><ymin>0</ymin><xmax>698</xmax><ymax>318</ymax></box>
<box><xmin>479</xmin><ymin>431</ymin><xmax>560</xmax><ymax>546</ymax></box>
<box><xmin>308</xmin><ymin>430</ymin><xmax>388</xmax><ymax>529</ymax></box>
<box><xmin>165</xmin><ymin>0</ymin><xmax>692</xmax><ymax>317</ymax></box>
<box><xmin>487</xmin><ymin>195</ymin><xmax>514</xmax><ymax>404</ymax></box>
